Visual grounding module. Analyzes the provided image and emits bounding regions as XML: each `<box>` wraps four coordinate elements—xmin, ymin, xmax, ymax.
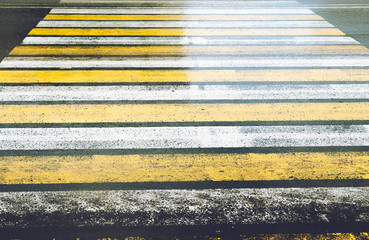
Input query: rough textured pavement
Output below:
<box><xmin>0</xmin><ymin>0</ymin><xmax>369</xmax><ymax>239</ymax></box>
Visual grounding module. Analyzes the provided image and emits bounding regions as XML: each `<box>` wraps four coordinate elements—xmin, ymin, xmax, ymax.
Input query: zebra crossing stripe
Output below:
<box><xmin>49</xmin><ymin>8</ymin><xmax>315</xmax><ymax>14</ymax></box>
<box><xmin>10</xmin><ymin>45</ymin><xmax>368</xmax><ymax>56</ymax></box>
<box><xmin>35</xmin><ymin>20</ymin><xmax>334</xmax><ymax>28</ymax></box>
<box><xmin>28</xmin><ymin>28</ymin><xmax>345</xmax><ymax>36</ymax></box>
<box><xmin>0</xmin><ymin>188</ymin><xmax>368</xmax><ymax>227</ymax></box>
<box><xmin>0</xmin><ymin>69</ymin><xmax>368</xmax><ymax>83</ymax></box>
<box><xmin>1</xmin><ymin>125</ymin><xmax>369</xmax><ymax>150</ymax></box>
<box><xmin>1</xmin><ymin>152</ymin><xmax>369</xmax><ymax>184</ymax></box>
<box><xmin>44</xmin><ymin>14</ymin><xmax>325</xmax><ymax>21</ymax></box>
<box><xmin>1</xmin><ymin>84</ymin><xmax>369</xmax><ymax>101</ymax></box>
<box><xmin>0</xmin><ymin>103</ymin><xmax>369</xmax><ymax>123</ymax></box>
<box><xmin>21</xmin><ymin>36</ymin><xmax>359</xmax><ymax>45</ymax></box>
<box><xmin>2</xmin><ymin>55</ymin><xmax>369</xmax><ymax>69</ymax></box>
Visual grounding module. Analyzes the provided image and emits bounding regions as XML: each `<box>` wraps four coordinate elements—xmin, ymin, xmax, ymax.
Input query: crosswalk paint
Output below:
<box><xmin>1</xmin><ymin>152</ymin><xmax>369</xmax><ymax>184</ymax></box>
<box><xmin>1</xmin><ymin>84</ymin><xmax>369</xmax><ymax>101</ymax></box>
<box><xmin>3</xmin><ymin>55</ymin><xmax>369</xmax><ymax>68</ymax></box>
<box><xmin>20</xmin><ymin>36</ymin><xmax>361</xmax><ymax>45</ymax></box>
<box><xmin>49</xmin><ymin>8</ymin><xmax>315</xmax><ymax>14</ymax></box>
<box><xmin>57</xmin><ymin>0</ymin><xmax>303</xmax><ymax>7</ymax></box>
<box><xmin>28</xmin><ymin>28</ymin><xmax>346</xmax><ymax>36</ymax></box>
<box><xmin>1</xmin><ymin>69</ymin><xmax>369</xmax><ymax>83</ymax></box>
<box><xmin>44</xmin><ymin>14</ymin><xmax>325</xmax><ymax>21</ymax></box>
<box><xmin>0</xmin><ymin>188</ymin><xmax>369</xmax><ymax>228</ymax></box>
<box><xmin>1</xmin><ymin>103</ymin><xmax>369</xmax><ymax>123</ymax></box>
<box><xmin>1</xmin><ymin>0</ymin><xmax>369</xmax><ymax>231</ymax></box>
<box><xmin>10</xmin><ymin>45</ymin><xmax>368</xmax><ymax>56</ymax></box>
<box><xmin>1</xmin><ymin>125</ymin><xmax>369</xmax><ymax>150</ymax></box>
<box><xmin>35</xmin><ymin>20</ymin><xmax>334</xmax><ymax>28</ymax></box>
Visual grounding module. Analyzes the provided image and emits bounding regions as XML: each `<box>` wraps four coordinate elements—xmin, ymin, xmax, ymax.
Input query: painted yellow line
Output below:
<box><xmin>243</xmin><ymin>232</ymin><xmax>369</xmax><ymax>240</ymax></box>
<box><xmin>28</xmin><ymin>28</ymin><xmax>345</xmax><ymax>36</ymax></box>
<box><xmin>10</xmin><ymin>45</ymin><xmax>368</xmax><ymax>56</ymax></box>
<box><xmin>0</xmin><ymin>103</ymin><xmax>368</xmax><ymax>123</ymax></box>
<box><xmin>1</xmin><ymin>69</ymin><xmax>369</xmax><ymax>83</ymax></box>
<box><xmin>1</xmin><ymin>152</ymin><xmax>369</xmax><ymax>184</ymax></box>
<box><xmin>44</xmin><ymin>14</ymin><xmax>325</xmax><ymax>21</ymax></box>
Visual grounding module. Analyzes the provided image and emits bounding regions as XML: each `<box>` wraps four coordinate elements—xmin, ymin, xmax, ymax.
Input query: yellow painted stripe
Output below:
<box><xmin>28</xmin><ymin>28</ymin><xmax>345</xmax><ymax>36</ymax></box>
<box><xmin>1</xmin><ymin>69</ymin><xmax>368</xmax><ymax>83</ymax></box>
<box><xmin>243</xmin><ymin>232</ymin><xmax>369</xmax><ymax>240</ymax></box>
<box><xmin>1</xmin><ymin>152</ymin><xmax>369</xmax><ymax>184</ymax></box>
<box><xmin>0</xmin><ymin>103</ymin><xmax>368</xmax><ymax>123</ymax></box>
<box><xmin>10</xmin><ymin>45</ymin><xmax>368</xmax><ymax>56</ymax></box>
<box><xmin>44</xmin><ymin>14</ymin><xmax>325</xmax><ymax>21</ymax></box>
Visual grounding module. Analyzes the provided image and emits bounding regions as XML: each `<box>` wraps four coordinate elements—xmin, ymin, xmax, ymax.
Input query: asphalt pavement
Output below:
<box><xmin>0</xmin><ymin>0</ymin><xmax>369</xmax><ymax>239</ymax></box>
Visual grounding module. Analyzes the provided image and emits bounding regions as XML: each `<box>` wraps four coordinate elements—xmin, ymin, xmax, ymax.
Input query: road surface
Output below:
<box><xmin>0</xmin><ymin>0</ymin><xmax>369</xmax><ymax>239</ymax></box>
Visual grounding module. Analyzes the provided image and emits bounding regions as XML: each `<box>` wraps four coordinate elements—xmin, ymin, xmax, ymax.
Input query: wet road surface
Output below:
<box><xmin>0</xmin><ymin>0</ymin><xmax>369</xmax><ymax>239</ymax></box>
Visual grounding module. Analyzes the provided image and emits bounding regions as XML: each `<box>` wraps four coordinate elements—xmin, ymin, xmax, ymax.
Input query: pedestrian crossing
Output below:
<box><xmin>1</xmin><ymin>0</ymin><xmax>369</xmax><ymax>234</ymax></box>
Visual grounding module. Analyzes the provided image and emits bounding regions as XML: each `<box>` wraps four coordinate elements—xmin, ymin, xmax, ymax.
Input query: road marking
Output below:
<box><xmin>28</xmin><ymin>28</ymin><xmax>345</xmax><ymax>36</ymax></box>
<box><xmin>44</xmin><ymin>14</ymin><xmax>325</xmax><ymax>21</ymax></box>
<box><xmin>21</xmin><ymin>36</ymin><xmax>359</xmax><ymax>45</ymax></box>
<box><xmin>0</xmin><ymin>188</ymin><xmax>368</xmax><ymax>227</ymax></box>
<box><xmin>1</xmin><ymin>125</ymin><xmax>369</xmax><ymax>150</ymax></box>
<box><xmin>10</xmin><ymin>45</ymin><xmax>368</xmax><ymax>56</ymax></box>
<box><xmin>49</xmin><ymin>8</ymin><xmax>315</xmax><ymax>14</ymax></box>
<box><xmin>1</xmin><ymin>152</ymin><xmax>369</xmax><ymax>184</ymax></box>
<box><xmin>57</xmin><ymin>0</ymin><xmax>302</xmax><ymax>7</ymax></box>
<box><xmin>1</xmin><ymin>84</ymin><xmax>369</xmax><ymax>101</ymax></box>
<box><xmin>35</xmin><ymin>20</ymin><xmax>334</xmax><ymax>28</ymax></box>
<box><xmin>3</xmin><ymin>56</ymin><xmax>369</xmax><ymax>69</ymax></box>
<box><xmin>304</xmin><ymin>4</ymin><xmax>369</xmax><ymax>9</ymax></box>
<box><xmin>0</xmin><ymin>69</ymin><xmax>368</xmax><ymax>83</ymax></box>
<box><xmin>1</xmin><ymin>103</ymin><xmax>369</xmax><ymax>123</ymax></box>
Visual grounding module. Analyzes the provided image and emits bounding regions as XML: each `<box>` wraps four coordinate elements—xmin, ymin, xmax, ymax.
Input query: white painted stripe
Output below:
<box><xmin>304</xmin><ymin>4</ymin><xmax>369</xmax><ymax>9</ymax></box>
<box><xmin>1</xmin><ymin>188</ymin><xmax>368</xmax><ymax>227</ymax></box>
<box><xmin>36</xmin><ymin>20</ymin><xmax>333</xmax><ymax>28</ymax></box>
<box><xmin>59</xmin><ymin>0</ymin><xmax>302</xmax><ymax>7</ymax></box>
<box><xmin>49</xmin><ymin>8</ymin><xmax>315</xmax><ymax>14</ymax></box>
<box><xmin>21</xmin><ymin>36</ymin><xmax>360</xmax><ymax>45</ymax></box>
<box><xmin>1</xmin><ymin>84</ymin><xmax>369</xmax><ymax>101</ymax></box>
<box><xmin>307</xmin><ymin>6</ymin><xmax>369</xmax><ymax>9</ymax></box>
<box><xmin>2</xmin><ymin>56</ymin><xmax>369</xmax><ymax>68</ymax></box>
<box><xmin>0</xmin><ymin>125</ymin><xmax>368</xmax><ymax>150</ymax></box>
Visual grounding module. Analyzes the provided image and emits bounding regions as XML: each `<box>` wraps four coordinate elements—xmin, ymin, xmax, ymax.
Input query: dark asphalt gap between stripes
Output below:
<box><xmin>1</xmin><ymin>146</ymin><xmax>369</xmax><ymax>156</ymax></box>
<box><xmin>2</xmin><ymin>179</ymin><xmax>369</xmax><ymax>192</ymax></box>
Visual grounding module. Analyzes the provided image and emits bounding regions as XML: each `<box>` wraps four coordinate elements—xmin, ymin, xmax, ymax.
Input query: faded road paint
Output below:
<box><xmin>1</xmin><ymin>188</ymin><xmax>369</xmax><ymax>228</ymax></box>
<box><xmin>1</xmin><ymin>152</ymin><xmax>369</xmax><ymax>184</ymax></box>
<box><xmin>28</xmin><ymin>28</ymin><xmax>346</xmax><ymax>36</ymax></box>
<box><xmin>35</xmin><ymin>20</ymin><xmax>334</xmax><ymax>28</ymax></box>
<box><xmin>49</xmin><ymin>8</ymin><xmax>315</xmax><ymax>14</ymax></box>
<box><xmin>1</xmin><ymin>84</ymin><xmax>369</xmax><ymax>101</ymax></box>
<box><xmin>21</xmin><ymin>36</ymin><xmax>360</xmax><ymax>45</ymax></box>
<box><xmin>44</xmin><ymin>14</ymin><xmax>325</xmax><ymax>21</ymax></box>
<box><xmin>1</xmin><ymin>103</ymin><xmax>369</xmax><ymax>123</ymax></box>
<box><xmin>1</xmin><ymin>125</ymin><xmax>369</xmax><ymax>150</ymax></box>
<box><xmin>10</xmin><ymin>45</ymin><xmax>369</xmax><ymax>56</ymax></box>
<box><xmin>1</xmin><ymin>69</ymin><xmax>369</xmax><ymax>83</ymax></box>
<box><xmin>4</xmin><ymin>56</ymin><xmax>369</xmax><ymax>69</ymax></box>
<box><xmin>1</xmin><ymin>0</ymin><xmax>369</xmax><ymax>233</ymax></box>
